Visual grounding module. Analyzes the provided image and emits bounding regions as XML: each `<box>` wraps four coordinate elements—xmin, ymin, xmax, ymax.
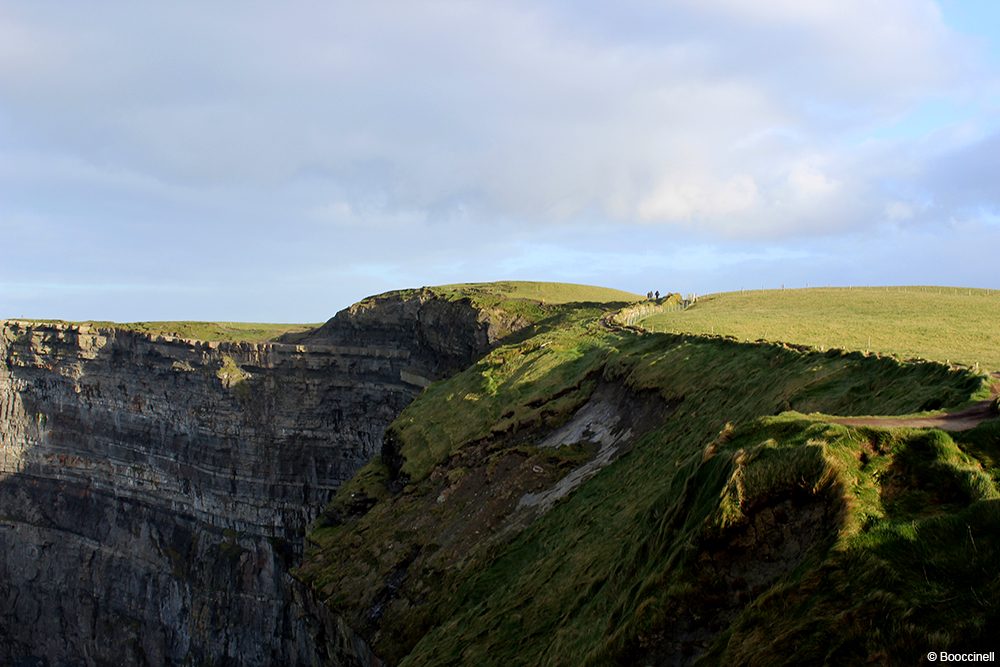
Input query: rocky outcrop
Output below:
<box><xmin>0</xmin><ymin>290</ymin><xmax>526</xmax><ymax>665</ymax></box>
<box><xmin>284</xmin><ymin>288</ymin><xmax>532</xmax><ymax>379</ymax></box>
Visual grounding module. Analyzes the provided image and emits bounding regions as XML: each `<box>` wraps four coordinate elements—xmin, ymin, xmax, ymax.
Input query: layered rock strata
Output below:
<box><xmin>0</xmin><ymin>291</ymin><xmax>524</xmax><ymax>665</ymax></box>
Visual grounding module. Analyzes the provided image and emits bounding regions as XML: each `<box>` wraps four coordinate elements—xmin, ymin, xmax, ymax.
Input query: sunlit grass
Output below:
<box><xmin>431</xmin><ymin>280</ymin><xmax>642</xmax><ymax>305</ymax></box>
<box><xmin>640</xmin><ymin>286</ymin><xmax>1000</xmax><ymax>371</ymax></box>
<box><xmin>14</xmin><ymin>319</ymin><xmax>319</xmax><ymax>343</ymax></box>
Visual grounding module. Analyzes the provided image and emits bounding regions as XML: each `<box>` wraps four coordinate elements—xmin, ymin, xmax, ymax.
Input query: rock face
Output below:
<box><xmin>283</xmin><ymin>288</ymin><xmax>532</xmax><ymax>379</ymax></box>
<box><xmin>0</xmin><ymin>290</ymin><xmax>523</xmax><ymax>665</ymax></box>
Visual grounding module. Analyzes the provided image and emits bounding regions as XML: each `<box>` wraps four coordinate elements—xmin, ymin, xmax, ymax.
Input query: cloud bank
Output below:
<box><xmin>1</xmin><ymin>1</ymin><xmax>998</xmax><ymax>320</ymax></box>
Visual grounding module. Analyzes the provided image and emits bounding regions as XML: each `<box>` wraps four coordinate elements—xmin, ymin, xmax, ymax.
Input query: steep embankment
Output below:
<box><xmin>0</xmin><ymin>286</ymin><xmax>546</xmax><ymax>665</ymax></box>
<box><xmin>299</xmin><ymin>305</ymin><xmax>995</xmax><ymax>665</ymax></box>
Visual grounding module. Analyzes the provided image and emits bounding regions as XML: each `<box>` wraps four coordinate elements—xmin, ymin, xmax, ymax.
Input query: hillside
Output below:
<box><xmin>4</xmin><ymin>281</ymin><xmax>998</xmax><ymax>665</ymax></box>
<box><xmin>298</xmin><ymin>287</ymin><xmax>998</xmax><ymax>665</ymax></box>
<box><xmin>0</xmin><ymin>281</ymin><xmax>642</xmax><ymax>665</ymax></box>
<box><xmin>639</xmin><ymin>286</ymin><xmax>1000</xmax><ymax>371</ymax></box>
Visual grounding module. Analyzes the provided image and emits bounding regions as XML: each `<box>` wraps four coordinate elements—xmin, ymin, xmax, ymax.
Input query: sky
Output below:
<box><xmin>2</xmin><ymin>1</ymin><xmax>1000</xmax><ymax>322</ymax></box>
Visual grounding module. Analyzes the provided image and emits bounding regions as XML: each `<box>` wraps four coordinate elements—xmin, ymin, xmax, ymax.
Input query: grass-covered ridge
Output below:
<box><xmin>298</xmin><ymin>294</ymin><xmax>993</xmax><ymax>665</ymax></box>
<box><xmin>639</xmin><ymin>286</ymin><xmax>1000</xmax><ymax>371</ymax></box>
<box><xmin>346</xmin><ymin>281</ymin><xmax>642</xmax><ymax>319</ymax></box>
<box><xmin>11</xmin><ymin>319</ymin><xmax>318</xmax><ymax>343</ymax></box>
<box><xmin>345</xmin><ymin>281</ymin><xmax>643</xmax><ymax>331</ymax></box>
<box><xmin>428</xmin><ymin>280</ymin><xmax>642</xmax><ymax>305</ymax></box>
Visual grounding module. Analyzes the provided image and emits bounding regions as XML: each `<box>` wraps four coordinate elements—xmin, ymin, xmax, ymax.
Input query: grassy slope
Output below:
<box><xmin>298</xmin><ymin>295</ymin><xmax>992</xmax><ymax>665</ymax></box>
<box><xmin>11</xmin><ymin>319</ymin><xmax>318</xmax><ymax>343</ymax></box>
<box><xmin>714</xmin><ymin>420</ymin><xmax>1000</xmax><ymax>664</ymax></box>
<box><xmin>640</xmin><ymin>286</ymin><xmax>1000</xmax><ymax>371</ymax></box>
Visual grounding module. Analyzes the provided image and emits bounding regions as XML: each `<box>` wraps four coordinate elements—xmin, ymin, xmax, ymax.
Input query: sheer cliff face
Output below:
<box><xmin>0</xmin><ymin>291</ymin><xmax>523</xmax><ymax>665</ymax></box>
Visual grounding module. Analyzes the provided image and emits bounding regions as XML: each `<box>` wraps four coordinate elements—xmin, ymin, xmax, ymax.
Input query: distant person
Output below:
<box><xmin>655</xmin><ymin>290</ymin><xmax>660</xmax><ymax>300</ymax></box>
<box><xmin>646</xmin><ymin>291</ymin><xmax>653</xmax><ymax>300</ymax></box>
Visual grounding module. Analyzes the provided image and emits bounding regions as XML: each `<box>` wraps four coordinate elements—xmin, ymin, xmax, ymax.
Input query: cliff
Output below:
<box><xmin>6</xmin><ymin>281</ymin><xmax>993</xmax><ymax>665</ymax></box>
<box><xmin>0</xmin><ymin>288</ymin><xmax>532</xmax><ymax>665</ymax></box>
<box><xmin>281</xmin><ymin>287</ymin><xmax>536</xmax><ymax>378</ymax></box>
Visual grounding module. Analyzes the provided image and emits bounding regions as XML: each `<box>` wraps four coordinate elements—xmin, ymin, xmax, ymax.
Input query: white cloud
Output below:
<box><xmin>885</xmin><ymin>201</ymin><xmax>916</xmax><ymax>222</ymax></box>
<box><xmin>1</xmin><ymin>1</ymin><xmax>975</xmax><ymax>234</ymax></box>
<box><xmin>638</xmin><ymin>174</ymin><xmax>759</xmax><ymax>222</ymax></box>
<box><xmin>786</xmin><ymin>164</ymin><xmax>839</xmax><ymax>200</ymax></box>
<box><xmin>1</xmin><ymin>1</ymin><xmax>997</xmax><ymax>319</ymax></box>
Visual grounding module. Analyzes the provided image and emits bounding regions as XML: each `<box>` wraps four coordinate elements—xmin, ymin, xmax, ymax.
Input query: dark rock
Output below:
<box><xmin>0</xmin><ymin>291</ymin><xmax>524</xmax><ymax>665</ymax></box>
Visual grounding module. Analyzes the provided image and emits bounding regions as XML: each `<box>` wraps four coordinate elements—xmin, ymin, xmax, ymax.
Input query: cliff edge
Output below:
<box><xmin>0</xmin><ymin>284</ymin><xmax>564</xmax><ymax>665</ymax></box>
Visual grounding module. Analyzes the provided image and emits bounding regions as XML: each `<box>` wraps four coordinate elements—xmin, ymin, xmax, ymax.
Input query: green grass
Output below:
<box><xmin>429</xmin><ymin>281</ymin><xmax>642</xmax><ymax>305</ymax></box>
<box><xmin>639</xmin><ymin>286</ymin><xmax>1000</xmax><ymax>371</ymax></box>
<box><xmin>625</xmin><ymin>419</ymin><xmax>1000</xmax><ymax>666</ymax></box>
<box><xmin>387</xmin><ymin>305</ymin><xmax>617</xmax><ymax>483</ymax></box>
<box><xmin>297</xmin><ymin>299</ymin><xmax>989</xmax><ymax>665</ymax></box>
<box><xmin>719</xmin><ymin>483</ymin><xmax>1000</xmax><ymax>663</ymax></box>
<box><xmin>11</xmin><ymin>319</ymin><xmax>319</xmax><ymax>343</ymax></box>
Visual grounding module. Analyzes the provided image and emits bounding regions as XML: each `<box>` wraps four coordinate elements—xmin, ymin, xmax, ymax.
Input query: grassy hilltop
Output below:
<box><xmin>640</xmin><ymin>286</ymin><xmax>1000</xmax><ymax>371</ymax></box>
<box><xmin>298</xmin><ymin>282</ymin><xmax>1000</xmax><ymax>665</ymax></box>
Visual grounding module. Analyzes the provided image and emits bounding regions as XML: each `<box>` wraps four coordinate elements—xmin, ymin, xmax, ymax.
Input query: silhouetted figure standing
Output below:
<box><xmin>654</xmin><ymin>290</ymin><xmax>660</xmax><ymax>300</ymax></box>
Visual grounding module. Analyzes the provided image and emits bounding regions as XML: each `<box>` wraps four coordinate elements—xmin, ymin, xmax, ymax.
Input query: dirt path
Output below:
<box><xmin>830</xmin><ymin>373</ymin><xmax>1000</xmax><ymax>432</ymax></box>
<box><xmin>830</xmin><ymin>400</ymin><xmax>998</xmax><ymax>431</ymax></box>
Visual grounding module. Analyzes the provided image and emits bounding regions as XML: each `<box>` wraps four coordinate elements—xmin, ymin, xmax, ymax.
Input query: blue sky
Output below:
<box><xmin>2</xmin><ymin>1</ymin><xmax>999</xmax><ymax>322</ymax></box>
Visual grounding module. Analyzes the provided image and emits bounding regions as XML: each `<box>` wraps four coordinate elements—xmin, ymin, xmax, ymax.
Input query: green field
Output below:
<box><xmin>639</xmin><ymin>286</ymin><xmax>1000</xmax><ymax>371</ymax></box>
<box><xmin>14</xmin><ymin>320</ymin><xmax>319</xmax><ymax>343</ymax></box>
